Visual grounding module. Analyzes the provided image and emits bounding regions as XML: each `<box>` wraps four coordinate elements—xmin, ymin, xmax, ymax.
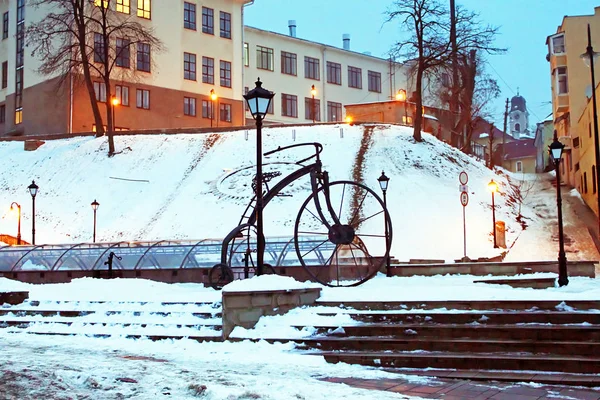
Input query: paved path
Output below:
<box><xmin>323</xmin><ymin>375</ymin><xmax>600</xmax><ymax>399</ymax></box>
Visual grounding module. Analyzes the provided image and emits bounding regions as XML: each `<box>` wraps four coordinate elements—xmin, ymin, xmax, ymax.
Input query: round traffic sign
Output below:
<box><xmin>460</xmin><ymin>191</ymin><xmax>469</xmax><ymax>207</ymax></box>
<box><xmin>459</xmin><ymin>171</ymin><xmax>468</xmax><ymax>185</ymax></box>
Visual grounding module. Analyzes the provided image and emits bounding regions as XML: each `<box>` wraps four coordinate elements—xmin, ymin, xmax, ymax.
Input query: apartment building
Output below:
<box><xmin>547</xmin><ymin>6</ymin><xmax>600</xmax><ymax>216</ymax></box>
<box><xmin>243</xmin><ymin>23</ymin><xmax>408</xmax><ymax>124</ymax></box>
<box><xmin>0</xmin><ymin>0</ymin><xmax>251</xmax><ymax>136</ymax></box>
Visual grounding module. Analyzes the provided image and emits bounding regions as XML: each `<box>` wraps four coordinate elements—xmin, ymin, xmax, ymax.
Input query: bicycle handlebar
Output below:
<box><xmin>264</xmin><ymin>142</ymin><xmax>323</xmax><ymax>164</ymax></box>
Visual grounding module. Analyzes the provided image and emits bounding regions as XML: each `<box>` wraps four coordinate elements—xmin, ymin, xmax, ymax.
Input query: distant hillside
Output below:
<box><xmin>0</xmin><ymin>124</ymin><xmax>526</xmax><ymax>261</ymax></box>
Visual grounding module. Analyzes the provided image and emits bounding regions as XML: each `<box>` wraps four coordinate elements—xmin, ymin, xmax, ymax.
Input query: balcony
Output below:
<box><xmin>554</xmin><ymin>95</ymin><xmax>570</xmax><ymax>113</ymax></box>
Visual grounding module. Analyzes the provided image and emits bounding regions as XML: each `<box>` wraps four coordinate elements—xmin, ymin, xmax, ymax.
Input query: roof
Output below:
<box><xmin>501</xmin><ymin>139</ymin><xmax>537</xmax><ymax>160</ymax></box>
<box><xmin>472</xmin><ymin>117</ymin><xmax>512</xmax><ymax>141</ymax></box>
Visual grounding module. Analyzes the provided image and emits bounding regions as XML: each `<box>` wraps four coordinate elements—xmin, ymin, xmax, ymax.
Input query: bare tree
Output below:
<box><xmin>386</xmin><ymin>0</ymin><xmax>450</xmax><ymax>142</ymax></box>
<box><xmin>488</xmin><ymin>123</ymin><xmax>496</xmax><ymax>169</ymax></box>
<box><xmin>26</xmin><ymin>0</ymin><xmax>162</xmax><ymax>155</ymax></box>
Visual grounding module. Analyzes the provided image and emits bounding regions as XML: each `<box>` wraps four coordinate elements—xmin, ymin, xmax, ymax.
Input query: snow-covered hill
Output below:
<box><xmin>0</xmin><ymin>124</ymin><xmax>524</xmax><ymax>261</ymax></box>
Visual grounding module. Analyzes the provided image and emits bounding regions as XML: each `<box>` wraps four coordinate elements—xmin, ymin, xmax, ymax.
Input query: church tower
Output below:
<box><xmin>509</xmin><ymin>91</ymin><xmax>529</xmax><ymax>139</ymax></box>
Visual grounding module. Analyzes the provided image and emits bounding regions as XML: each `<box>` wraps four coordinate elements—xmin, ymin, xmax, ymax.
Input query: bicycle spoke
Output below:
<box><xmin>338</xmin><ymin>183</ymin><xmax>347</xmax><ymax>220</ymax></box>
<box><xmin>356</xmin><ymin>233</ymin><xmax>387</xmax><ymax>238</ymax></box>
<box><xmin>348</xmin><ymin>245</ymin><xmax>364</xmax><ymax>282</ymax></box>
<box><xmin>357</xmin><ymin>209</ymin><xmax>384</xmax><ymax>225</ymax></box>
<box><xmin>301</xmin><ymin>238</ymin><xmax>329</xmax><ymax>259</ymax></box>
<box><xmin>297</xmin><ymin>230</ymin><xmax>329</xmax><ymax>236</ymax></box>
<box><xmin>336</xmin><ymin>245</ymin><xmax>340</xmax><ymax>283</ymax></box>
<box><xmin>324</xmin><ymin>244</ymin><xmax>338</xmax><ymax>266</ymax></box>
<box><xmin>306</xmin><ymin>206</ymin><xmax>324</xmax><ymax>224</ymax></box>
<box><xmin>349</xmin><ymin>191</ymin><xmax>368</xmax><ymax>227</ymax></box>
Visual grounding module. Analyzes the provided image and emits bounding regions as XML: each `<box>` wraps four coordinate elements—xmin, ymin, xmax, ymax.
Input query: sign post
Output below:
<box><xmin>459</xmin><ymin>172</ymin><xmax>469</xmax><ymax>260</ymax></box>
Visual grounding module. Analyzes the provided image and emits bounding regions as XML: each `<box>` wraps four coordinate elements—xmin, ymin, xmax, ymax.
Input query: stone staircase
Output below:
<box><xmin>0</xmin><ymin>299</ymin><xmax>223</xmax><ymax>341</ymax></box>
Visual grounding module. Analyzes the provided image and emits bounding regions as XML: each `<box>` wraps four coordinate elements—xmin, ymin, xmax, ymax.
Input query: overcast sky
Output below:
<box><xmin>245</xmin><ymin>0</ymin><xmax>599</xmax><ymax>128</ymax></box>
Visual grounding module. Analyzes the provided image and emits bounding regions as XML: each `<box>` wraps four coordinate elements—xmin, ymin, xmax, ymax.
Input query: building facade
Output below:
<box><xmin>508</xmin><ymin>93</ymin><xmax>530</xmax><ymax>139</ymax></box>
<box><xmin>547</xmin><ymin>6</ymin><xmax>600</xmax><ymax>216</ymax></box>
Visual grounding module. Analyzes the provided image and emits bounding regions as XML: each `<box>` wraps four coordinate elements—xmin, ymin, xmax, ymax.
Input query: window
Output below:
<box><xmin>137</xmin><ymin>0</ymin><xmax>151</xmax><ymax>19</ymax></box>
<box><xmin>402</xmin><ymin>115</ymin><xmax>413</xmax><ymax>125</ymax></box>
<box><xmin>117</xmin><ymin>0</ymin><xmax>130</xmax><ymax>14</ymax></box>
<box><xmin>93</xmin><ymin>0</ymin><xmax>109</xmax><ymax>8</ymax></box>
<box><xmin>281</xmin><ymin>94</ymin><xmax>298</xmax><ymax>118</ymax></box>
<box><xmin>555</xmin><ymin>67</ymin><xmax>568</xmax><ymax>94</ymax></box>
<box><xmin>348</xmin><ymin>66</ymin><xmax>362</xmax><ymax>89</ymax></box>
<box><xmin>550</xmin><ymin>33</ymin><xmax>565</xmax><ymax>54</ymax></box>
<box><xmin>220</xmin><ymin>103</ymin><xmax>231</xmax><ymax>122</ymax></box>
<box><xmin>0</xmin><ymin>105</ymin><xmax>5</xmax><ymax>123</ymax></box>
<box><xmin>573</xmin><ymin>137</ymin><xmax>580</xmax><ymax>148</ymax></box>
<box><xmin>243</xmin><ymin>43</ymin><xmax>249</xmax><ymax>67</ymax></box>
<box><xmin>1</xmin><ymin>61</ymin><xmax>7</xmax><ymax>89</ymax></box>
<box><xmin>220</xmin><ymin>60</ymin><xmax>231</xmax><ymax>87</ymax></box>
<box><xmin>516</xmin><ymin>161</ymin><xmax>522</xmax><ymax>172</ymax></box>
<box><xmin>220</xmin><ymin>11</ymin><xmax>231</xmax><ymax>39</ymax></box>
<box><xmin>304</xmin><ymin>56</ymin><xmax>319</xmax><ymax>80</ymax></box>
<box><xmin>202</xmin><ymin>7</ymin><xmax>214</xmax><ymax>34</ymax></box>
<box><xmin>184</xmin><ymin>2</ymin><xmax>196</xmax><ymax>30</ymax></box>
<box><xmin>184</xmin><ymin>52</ymin><xmax>196</xmax><ymax>81</ymax></box>
<box><xmin>327</xmin><ymin>61</ymin><xmax>341</xmax><ymax>85</ymax></box>
<box><xmin>202</xmin><ymin>56</ymin><xmax>214</xmax><ymax>84</ymax></box>
<box><xmin>14</xmin><ymin>109</ymin><xmax>22</xmax><ymax>125</ymax></box>
<box><xmin>441</xmin><ymin>72</ymin><xmax>450</xmax><ymax>87</ymax></box>
<box><xmin>305</xmin><ymin>97</ymin><xmax>320</xmax><ymax>121</ymax></box>
<box><xmin>593</xmin><ymin>165</ymin><xmax>597</xmax><ymax>194</ymax></box>
<box><xmin>93</xmin><ymin>82</ymin><xmax>107</xmax><ymax>102</ymax></box>
<box><xmin>115</xmin><ymin>85</ymin><xmax>129</xmax><ymax>106</ymax></box>
<box><xmin>136</xmin><ymin>89</ymin><xmax>150</xmax><ymax>109</ymax></box>
<box><xmin>137</xmin><ymin>42</ymin><xmax>151</xmax><ymax>72</ymax></box>
<box><xmin>16</xmin><ymin>0</ymin><xmax>24</xmax><ymax>23</ymax></box>
<box><xmin>281</xmin><ymin>51</ymin><xmax>297</xmax><ymax>76</ymax></box>
<box><xmin>327</xmin><ymin>101</ymin><xmax>342</xmax><ymax>122</ymax></box>
<box><xmin>15</xmin><ymin>24</ymin><xmax>23</xmax><ymax>67</ymax></box>
<box><xmin>116</xmin><ymin>38</ymin><xmax>130</xmax><ymax>68</ymax></box>
<box><xmin>515</xmin><ymin>123</ymin><xmax>520</xmax><ymax>132</ymax></box>
<box><xmin>2</xmin><ymin>12</ymin><xmax>7</xmax><ymax>40</ymax></box>
<box><xmin>256</xmin><ymin>46</ymin><xmax>273</xmax><ymax>71</ymax></box>
<box><xmin>94</xmin><ymin>33</ymin><xmax>105</xmax><ymax>63</ymax></box>
<box><xmin>368</xmin><ymin>70</ymin><xmax>381</xmax><ymax>93</ymax></box>
<box><xmin>184</xmin><ymin>97</ymin><xmax>196</xmax><ymax>116</ymax></box>
<box><xmin>202</xmin><ymin>100</ymin><xmax>214</xmax><ymax>119</ymax></box>
<box><xmin>584</xmin><ymin>171</ymin><xmax>588</xmax><ymax>194</ymax></box>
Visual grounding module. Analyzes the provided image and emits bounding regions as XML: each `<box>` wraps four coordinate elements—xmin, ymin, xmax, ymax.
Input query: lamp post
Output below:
<box><xmin>378</xmin><ymin>171</ymin><xmax>391</xmax><ymax>277</ymax></box>
<box><xmin>581</xmin><ymin>23</ymin><xmax>600</xmax><ymax>239</ymax></box>
<box><xmin>210</xmin><ymin>89</ymin><xmax>217</xmax><ymax>128</ymax></box>
<box><xmin>91</xmin><ymin>199</ymin><xmax>100</xmax><ymax>243</ymax></box>
<box><xmin>111</xmin><ymin>96</ymin><xmax>120</xmax><ymax>131</ymax></box>
<box><xmin>310</xmin><ymin>84</ymin><xmax>317</xmax><ymax>123</ymax></box>
<box><xmin>487</xmin><ymin>179</ymin><xmax>498</xmax><ymax>248</ymax></box>
<box><xmin>243</xmin><ymin>78</ymin><xmax>274</xmax><ymax>276</ymax></box>
<box><xmin>10</xmin><ymin>202</ymin><xmax>21</xmax><ymax>245</ymax></box>
<box><xmin>549</xmin><ymin>133</ymin><xmax>569</xmax><ymax>287</ymax></box>
<box><xmin>28</xmin><ymin>180</ymin><xmax>38</xmax><ymax>245</ymax></box>
<box><xmin>396</xmin><ymin>89</ymin><xmax>408</xmax><ymax>125</ymax></box>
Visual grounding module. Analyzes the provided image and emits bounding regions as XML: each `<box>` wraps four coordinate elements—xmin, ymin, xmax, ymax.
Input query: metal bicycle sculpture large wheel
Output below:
<box><xmin>294</xmin><ymin>180</ymin><xmax>392</xmax><ymax>287</ymax></box>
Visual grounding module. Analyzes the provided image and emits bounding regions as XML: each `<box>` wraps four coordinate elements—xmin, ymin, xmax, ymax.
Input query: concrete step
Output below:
<box><xmin>334</xmin><ymin>323</ymin><xmax>600</xmax><ymax>341</ymax></box>
<box><xmin>283</xmin><ymin>337</ymin><xmax>600</xmax><ymax>355</ymax></box>
<box><xmin>320</xmin><ymin>311</ymin><xmax>600</xmax><ymax>325</ymax></box>
<box><xmin>0</xmin><ymin>319</ymin><xmax>222</xmax><ymax>330</ymax></box>
<box><xmin>321</xmin><ymin>351</ymin><xmax>600</xmax><ymax>374</ymax></box>
<box><xmin>0</xmin><ymin>309</ymin><xmax>221</xmax><ymax>318</ymax></box>
<box><xmin>25</xmin><ymin>331</ymin><xmax>224</xmax><ymax>342</ymax></box>
<box><xmin>315</xmin><ymin>299</ymin><xmax>600</xmax><ymax>311</ymax></box>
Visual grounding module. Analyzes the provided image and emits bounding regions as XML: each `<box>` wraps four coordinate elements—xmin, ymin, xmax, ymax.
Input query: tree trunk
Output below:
<box><xmin>413</xmin><ymin>63</ymin><xmax>424</xmax><ymax>142</ymax></box>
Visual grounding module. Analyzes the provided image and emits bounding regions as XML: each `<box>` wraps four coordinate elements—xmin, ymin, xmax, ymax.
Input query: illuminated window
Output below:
<box><xmin>15</xmin><ymin>109</ymin><xmax>22</xmax><ymax>124</ymax></box>
<box><xmin>137</xmin><ymin>0</ymin><xmax>151</xmax><ymax>19</ymax></box>
<box><xmin>117</xmin><ymin>0</ymin><xmax>130</xmax><ymax>14</ymax></box>
<box><xmin>94</xmin><ymin>0</ymin><xmax>109</xmax><ymax>8</ymax></box>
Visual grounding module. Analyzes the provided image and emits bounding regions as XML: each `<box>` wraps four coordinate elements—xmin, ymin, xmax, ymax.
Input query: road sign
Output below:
<box><xmin>459</xmin><ymin>184</ymin><xmax>468</xmax><ymax>192</ymax></box>
<box><xmin>460</xmin><ymin>191</ymin><xmax>469</xmax><ymax>207</ymax></box>
<box><xmin>459</xmin><ymin>171</ymin><xmax>468</xmax><ymax>185</ymax></box>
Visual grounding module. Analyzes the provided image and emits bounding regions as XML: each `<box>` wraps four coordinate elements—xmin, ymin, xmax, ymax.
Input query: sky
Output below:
<box><xmin>245</xmin><ymin>0</ymin><xmax>600</xmax><ymax>128</ymax></box>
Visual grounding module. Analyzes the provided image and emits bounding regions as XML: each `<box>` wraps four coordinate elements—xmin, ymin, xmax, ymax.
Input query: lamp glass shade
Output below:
<box><xmin>378</xmin><ymin>171</ymin><xmax>389</xmax><ymax>191</ymax></box>
<box><xmin>548</xmin><ymin>139</ymin><xmax>565</xmax><ymax>163</ymax></box>
<box><xmin>310</xmin><ymin>85</ymin><xmax>317</xmax><ymax>97</ymax></box>
<box><xmin>91</xmin><ymin>200</ymin><xmax>100</xmax><ymax>211</ymax></box>
<box><xmin>581</xmin><ymin>50</ymin><xmax>600</xmax><ymax>67</ymax></box>
<box><xmin>396</xmin><ymin>89</ymin><xmax>406</xmax><ymax>101</ymax></box>
<box><xmin>28</xmin><ymin>180</ymin><xmax>39</xmax><ymax>198</ymax></box>
<box><xmin>487</xmin><ymin>179</ymin><xmax>498</xmax><ymax>193</ymax></box>
<box><xmin>243</xmin><ymin>78</ymin><xmax>274</xmax><ymax>120</ymax></box>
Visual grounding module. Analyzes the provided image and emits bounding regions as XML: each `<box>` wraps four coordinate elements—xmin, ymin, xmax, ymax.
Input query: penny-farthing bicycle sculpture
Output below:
<box><xmin>209</xmin><ymin>142</ymin><xmax>393</xmax><ymax>289</ymax></box>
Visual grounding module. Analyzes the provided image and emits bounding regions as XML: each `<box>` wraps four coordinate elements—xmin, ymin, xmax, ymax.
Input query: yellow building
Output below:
<box><xmin>547</xmin><ymin>6</ymin><xmax>600</xmax><ymax>216</ymax></box>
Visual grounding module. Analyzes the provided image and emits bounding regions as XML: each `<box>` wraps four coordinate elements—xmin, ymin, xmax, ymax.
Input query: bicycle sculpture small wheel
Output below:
<box><xmin>208</xmin><ymin>263</ymin><xmax>234</xmax><ymax>290</ymax></box>
<box><xmin>294</xmin><ymin>180</ymin><xmax>392</xmax><ymax>287</ymax></box>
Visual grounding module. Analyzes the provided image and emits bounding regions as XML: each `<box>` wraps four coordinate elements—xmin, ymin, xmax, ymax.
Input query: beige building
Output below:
<box><xmin>0</xmin><ymin>0</ymin><xmax>251</xmax><ymax>136</ymax></box>
<box><xmin>547</xmin><ymin>6</ymin><xmax>600</xmax><ymax>216</ymax></box>
<box><xmin>243</xmin><ymin>24</ymin><xmax>408</xmax><ymax>124</ymax></box>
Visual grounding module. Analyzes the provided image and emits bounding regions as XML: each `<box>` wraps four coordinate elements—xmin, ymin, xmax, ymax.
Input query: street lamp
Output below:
<box><xmin>28</xmin><ymin>180</ymin><xmax>38</xmax><ymax>245</ymax></box>
<box><xmin>581</xmin><ymin>23</ymin><xmax>600</xmax><ymax>239</ymax></box>
<box><xmin>91</xmin><ymin>199</ymin><xmax>100</xmax><ymax>243</ymax></box>
<box><xmin>377</xmin><ymin>171</ymin><xmax>391</xmax><ymax>277</ymax></box>
<box><xmin>210</xmin><ymin>89</ymin><xmax>218</xmax><ymax>128</ymax></box>
<box><xmin>310</xmin><ymin>84</ymin><xmax>317</xmax><ymax>123</ymax></box>
<box><xmin>243</xmin><ymin>78</ymin><xmax>274</xmax><ymax>276</ymax></box>
<box><xmin>487</xmin><ymin>179</ymin><xmax>498</xmax><ymax>248</ymax></box>
<box><xmin>10</xmin><ymin>202</ymin><xmax>21</xmax><ymax>245</ymax></box>
<box><xmin>111</xmin><ymin>96</ymin><xmax>120</xmax><ymax>132</ymax></box>
<box><xmin>549</xmin><ymin>133</ymin><xmax>568</xmax><ymax>287</ymax></box>
<box><xmin>396</xmin><ymin>89</ymin><xmax>408</xmax><ymax>125</ymax></box>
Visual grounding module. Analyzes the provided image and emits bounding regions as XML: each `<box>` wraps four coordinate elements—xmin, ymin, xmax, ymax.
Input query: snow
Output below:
<box><xmin>223</xmin><ymin>274</ymin><xmax>320</xmax><ymax>292</ymax></box>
